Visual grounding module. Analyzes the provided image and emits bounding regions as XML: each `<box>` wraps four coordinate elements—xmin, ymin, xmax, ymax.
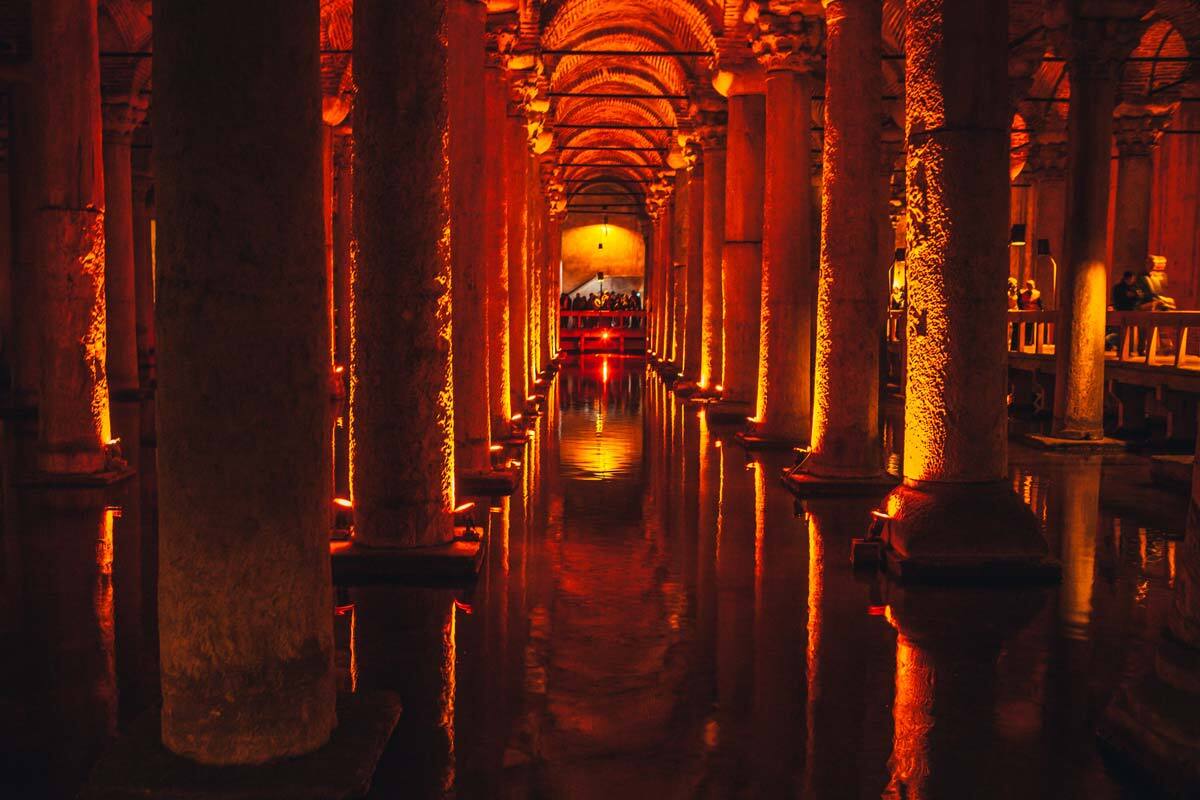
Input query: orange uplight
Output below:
<box><xmin>334</xmin><ymin>365</ymin><xmax>345</xmax><ymax>375</ymax></box>
<box><xmin>334</xmin><ymin>497</ymin><xmax>353</xmax><ymax>509</ymax></box>
<box><xmin>454</xmin><ymin>502</ymin><xmax>476</xmax><ymax>514</ymax></box>
<box><xmin>489</xmin><ymin>444</ymin><xmax>504</xmax><ymax>452</ymax></box>
<box><xmin>601</xmin><ymin>330</ymin><xmax>611</xmax><ymax>340</ymax></box>
<box><xmin>507</xmin><ymin>459</ymin><xmax>522</xmax><ymax>468</ymax></box>
<box><xmin>714</xmin><ymin>440</ymin><xmax>722</xmax><ymax>449</ymax></box>
<box><xmin>334</xmin><ymin>603</ymin><xmax>355</xmax><ymax>616</ymax></box>
<box><xmin>714</xmin><ymin>384</ymin><xmax>723</xmax><ymax>392</ymax></box>
<box><xmin>511</xmin><ymin>413</ymin><xmax>523</xmax><ymax>422</ymax></box>
<box><xmin>526</xmin><ymin>395</ymin><xmax>537</xmax><ymax>402</ymax></box>
<box><xmin>870</xmin><ymin>510</ymin><xmax>893</xmax><ymax>521</ymax></box>
<box><xmin>453</xmin><ymin>599</ymin><xmax>474</xmax><ymax>614</ymax></box>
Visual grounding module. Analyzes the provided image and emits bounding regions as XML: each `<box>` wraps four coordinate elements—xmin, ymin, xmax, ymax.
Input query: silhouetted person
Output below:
<box><xmin>1111</xmin><ymin>271</ymin><xmax>1140</xmax><ymax>311</ymax></box>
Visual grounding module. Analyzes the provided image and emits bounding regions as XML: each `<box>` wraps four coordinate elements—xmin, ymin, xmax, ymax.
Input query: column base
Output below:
<box><xmin>671</xmin><ymin>380</ymin><xmax>699</xmax><ymax>397</ymax></box>
<box><xmin>704</xmin><ymin>399</ymin><xmax>754</xmax><ymax>424</ymax></box>
<box><xmin>875</xmin><ymin>481</ymin><xmax>1060</xmax><ymax>583</ymax></box>
<box><xmin>18</xmin><ymin>465</ymin><xmax>136</xmax><ymax>489</ymax></box>
<box><xmin>458</xmin><ymin>467</ymin><xmax>519</xmax><ymax>496</ymax></box>
<box><xmin>1022</xmin><ymin>432</ymin><xmax>1127</xmax><ymax>452</ymax></box>
<box><xmin>83</xmin><ymin>691</ymin><xmax>402</xmax><ymax>800</ymax></box>
<box><xmin>782</xmin><ymin>467</ymin><xmax>900</xmax><ymax>498</ymax></box>
<box><xmin>1098</xmin><ymin>635</ymin><xmax>1200</xmax><ymax>796</ymax></box>
<box><xmin>734</xmin><ymin>430</ymin><xmax>804</xmax><ymax>451</ymax></box>
<box><xmin>330</xmin><ymin>532</ymin><xmax>483</xmax><ymax>585</ymax></box>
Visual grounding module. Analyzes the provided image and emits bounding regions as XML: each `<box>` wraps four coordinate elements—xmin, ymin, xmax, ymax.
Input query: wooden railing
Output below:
<box><xmin>560</xmin><ymin>310</ymin><xmax>646</xmax><ymax>328</ymax></box>
<box><xmin>886</xmin><ymin>308</ymin><xmax>1200</xmax><ymax>372</ymax></box>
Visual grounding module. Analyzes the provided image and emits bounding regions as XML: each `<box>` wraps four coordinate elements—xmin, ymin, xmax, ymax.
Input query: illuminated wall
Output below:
<box><xmin>561</xmin><ymin>211</ymin><xmax>646</xmax><ymax>293</ymax></box>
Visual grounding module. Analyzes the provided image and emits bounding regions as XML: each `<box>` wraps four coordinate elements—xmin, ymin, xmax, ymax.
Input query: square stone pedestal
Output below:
<box><xmin>83</xmin><ymin>692</ymin><xmax>402</xmax><ymax>800</ymax></box>
<box><xmin>458</xmin><ymin>468</ymin><xmax>519</xmax><ymax>496</ymax></box>
<box><xmin>331</xmin><ymin>532</ymin><xmax>483</xmax><ymax>585</ymax></box>
<box><xmin>1021</xmin><ymin>433</ymin><xmax>1127</xmax><ymax>452</ymax></box>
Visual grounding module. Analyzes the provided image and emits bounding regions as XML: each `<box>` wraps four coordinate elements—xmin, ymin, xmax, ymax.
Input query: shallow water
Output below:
<box><xmin>0</xmin><ymin>355</ymin><xmax>1183</xmax><ymax>797</ymax></box>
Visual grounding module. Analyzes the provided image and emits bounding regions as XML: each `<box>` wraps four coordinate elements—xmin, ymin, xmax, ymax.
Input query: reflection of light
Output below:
<box><xmin>440</xmin><ymin>602</ymin><xmax>457</xmax><ymax>795</ymax></box>
<box><xmin>886</xmin><ymin>634</ymin><xmax>932</xmax><ymax>798</ymax></box>
<box><xmin>601</xmin><ymin>357</ymin><xmax>609</xmax><ymax>384</ymax></box>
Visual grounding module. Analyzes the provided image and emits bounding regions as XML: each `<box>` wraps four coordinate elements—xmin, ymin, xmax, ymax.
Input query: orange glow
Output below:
<box><xmin>886</xmin><ymin>634</ymin><xmax>932</xmax><ymax>798</ymax></box>
<box><xmin>489</xmin><ymin>444</ymin><xmax>504</xmax><ymax>452</ymax></box>
<box><xmin>453</xmin><ymin>598</ymin><xmax>474</xmax><ymax>614</ymax></box>
<box><xmin>334</xmin><ymin>365</ymin><xmax>345</xmax><ymax>375</ymax></box>
<box><xmin>512</xmin><ymin>413</ymin><xmax>523</xmax><ymax>422</ymax></box>
<box><xmin>714</xmin><ymin>384</ymin><xmax>723</xmax><ymax>392</ymax></box>
<box><xmin>333</xmin><ymin>497</ymin><xmax>353</xmax><ymax>509</ymax></box>
<box><xmin>453</xmin><ymin>501</ymin><xmax>476</xmax><ymax>514</ymax></box>
<box><xmin>440</xmin><ymin>601</ymin><xmax>457</xmax><ymax>795</ymax></box>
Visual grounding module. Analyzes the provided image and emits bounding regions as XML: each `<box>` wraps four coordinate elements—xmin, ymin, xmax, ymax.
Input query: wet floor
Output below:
<box><xmin>0</xmin><ymin>355</ymin><xmax>1185</xmax><ymax>798</ymax></box>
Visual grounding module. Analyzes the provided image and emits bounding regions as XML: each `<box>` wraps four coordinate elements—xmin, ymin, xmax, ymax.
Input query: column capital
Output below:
<box><xmin>1113</xmin><ymin>106</ymin><xmax>1173</xmax><ymax>157</ymax></box>
<box><xmin>101</xmin><ymin>92</ymin><xmax>149</xmax><ymax>139</ymax></box>
<box><xmin>485</xmin><ymin>10</ymin><xmax>519</xmax><ymax>69</ymax></box>
<box><xmin>1047</xmin><ymin>5</ymin><xmax>1149</xmax><ymax>83</ymax></box>
<box><xmin>645</xmin><ymin>170</ymin><xmax>676</xmax><ymax>220</ymax></box>
<box><xmin>749</xmin><ymin>3</ymin><xmax>825</xmax><ymax>74</ymax></box>
<box><xmin>1025</xmin><ymin>136</ymin><xmax>1070</xmax><ymax>180</ymax></box>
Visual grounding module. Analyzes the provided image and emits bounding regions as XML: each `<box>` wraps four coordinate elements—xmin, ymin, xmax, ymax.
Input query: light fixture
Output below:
<box><xmin>1009</xmin><ymin>224</ymin><xmax>1027</xmax><ymax>247</ymax></box>
<box><xmin>1036</xmin><ymin>238</ymin><xmax>1051</xmax><ymax>256</ymax></box>
<box><xmin>894</xmin><ymin>248</ymin><xmax>906</xmax><ymax>262</ymax></box>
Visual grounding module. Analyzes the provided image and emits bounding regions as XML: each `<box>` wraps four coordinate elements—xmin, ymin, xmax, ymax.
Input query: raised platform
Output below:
<box><xmin>83</xmin><ymin>691</ymin><xmax>402</xmax><ymax>800</ymax></box>
<box><xmin>330</xmin><ymin>534</ymin><xmax>483</xmax><ymax>585</ymax></box>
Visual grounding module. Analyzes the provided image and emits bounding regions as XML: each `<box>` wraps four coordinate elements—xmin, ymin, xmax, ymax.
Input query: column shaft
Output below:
<box><xmin>33</xmin><ymin>0</ymin><xmax>111</xmax><ymax>474</ymax></box>
<box><xmin>721</xmin><ymin>92</ymin><xmax>766</xmax><ymax>408</ymax></box>
<box><xmin>1111</xmin><ymin>145</ymin><xmax>1154</xmax><ymax>277</ymax></box>
<box><xmin>682</xmin><ymin>161</ymin><xmax>704</xmax><ymax>382</ymax></box>
<box><xmin>448</xmin><ymin>0</ymin><xmax>491</xmax><ymax>473</ymax></box>
<box><xmin>483</xmin><ymin>66</ymin><xmax>511</xmax><ymax>433</ymax></box>
<box><xmin>808</xmin><ymin>0</ymin><xmax>884</xmax><ymax>477</ymax></box>
<box><xmin>505</xmin><ymin>112</ymin><xmax>528</xmax><ymax>412</ymax></box>
<box><xmin>102</xmin><ymin>131</ymin><xmax>139</xmax><ymax>400</ymax></box>
<box><xmin>699</xmin><ymin>141</ymin><xmax>726</xmax><ymax>389</ymax></box>
<box><xmin>131</xmin><ymin>152</ymin><xmax>156</xmax><ymax>387</ymax></box>
<box><xmin>332</xmin><ymin>132</ymin><xmax>353</xmax><ymax>496</ymax></box>
<box><xmin>352</xmin><ymin>0</ymin><xmax>455</xmax><ymax>546</ymax></box>
<box><xmin>1053</xmin><ymin>57</ymin><xmax>1119</xmax><ymax>438</ymax></box>
<box><xmin>753</xmin><ymin>68</ymin><xmax>814</xmax><ymax>441</ymax></box>
<box><xmin>8</xmin><ymin>85</ymin><xmax>39</xmax><ymax>406</ymax></box>
<box><xmin>154</xmin><ymin>0</ymin><xmax>334</xmax><ymax>762</ymax></box>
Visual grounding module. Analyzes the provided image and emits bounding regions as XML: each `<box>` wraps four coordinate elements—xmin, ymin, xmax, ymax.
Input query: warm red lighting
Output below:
<box><xmin>526</xmin><ymin>395</ymin><xmax>537</xmax><ymax>402</ymax></box>
<box><xmin>334</xmin><ymin>603</ymin><xmax>355</xmax><ymax>616</ymax></box>
<box><xmin>454</xmin><ymin>501</ymin><xmax>476</xmax><ymax>514</ymax></box>
<box><xmin>507</xmin><ymin>459</ymin><xmax>522</xmax><ymax>468</ymax></box>
<box><xmin>714</xmin><ymin>384</ymin><xmax>723</xmax><ymax>392</ymax></box>
<box><xmin>867</xmin><ymin>605</ymin><xmax>887</xmax><ymax>616</ymax></box>
<box><xmin>489</xmin><ymin>444</ymin><xmax>504</xmax><ymax>452</ymax></box>
<box><xmin>453</xmin><ymin>599</ymin><xmax>474</xmax><ymax>614</ymax></box>
<box><xmin>601</xmin><ymin>330</ymin><xmax>611</xmax><ymax>340</ymax></box>
<box><xmin>511</xmin><ymin>413</ymin><xmax>523</xmax><ymax>422</ymax></box>
<box><xmin>714</xmin><ymin>440</ymin><xmax>723</xmax><ymax>449</ymax></box>
<box><xmin>333</xmin><ymin>497</ymin><xmax>353</xmax><ymax>509</ymax></box>
<box><xmin>334</xmin><ymin>365</ymin><xmax>345</xmax><ymax>375</ymax></box>
<box><xmin>869</xmin><ymin>510</ymin><xmax>893</xmax><ymax>521</ymax></box>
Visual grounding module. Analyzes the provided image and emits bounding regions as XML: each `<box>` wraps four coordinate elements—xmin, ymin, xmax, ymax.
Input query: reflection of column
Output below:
<box><xmin>1102</xmin><ymin>410</ymin><xmax>1200</xmax><ymax>789</ymax></box>
<box><xmin>881</xmin><ymin>0</ymin><xmax>1051</xmax><ymax>578</ymax></box>
<box><xmin>718</xmin><ymin>67</ymin><xmax>766</xmax><ymax>411</ymax></box>
<box><xmin>101</xmin><ymin>97</ymin><xmax>146</xmax><ymax>400</ymax></box>
<box><xmin>1111</xmin><ymin>108</ymin><xmax>1170</xmax><ymax>279</ymax></box>
<box><xmin>505</xmin><ymin>107</ymin><xmax>529</xmax><ymax>414</ymax></box>
<box><xmin>32</xmin><ymin>0</ymin><xmax>112</xmax><ymax>475</ymax></box>
<box><xmin>697</xmin><ymin>114</ymin><xmax>727</xmax><ymax>392</ymax></box>
<box><xmin>352</xmin><ymin>0</ymin><xmax>455</xmax><ymax>547</ymax></box>
<box><xmin>1053</xmin><ymin>456</ymin><xmax>1100</xmax><ymax>638</ymax></box>
<box><xmin>155</xmin><ymin>0</ymin><xmax>334</xmax><ymax>761</ymax></box>
<box><xmin>806</xmin><ymin>0</ymin><xmax>887</xmax><ymax>480</ymax></box>
<box><xmin>1052</xmin><ymin>16</ymin><xmax>1138</xmax><ymax>439</ymax></box>
<box><xmin>449</xmin><ymin>0</ymin><xmax>491</xmax><ymax>474</ymax></box>
<box><xmin>749</xmin><ymin>11</ymin><xmax>821</xmax><ymax>443</ymax></box>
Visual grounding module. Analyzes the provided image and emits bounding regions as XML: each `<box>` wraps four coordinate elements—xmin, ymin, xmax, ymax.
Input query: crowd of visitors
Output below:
<box><xmin>560</xmin><ymin>291</ymin><xmax>643</xmax><ymax>328</ymax></box>
<box><xmin>1111</xmin><ymin>269</ymin><xmax>1175</xmax><ymax>312</ymax></box>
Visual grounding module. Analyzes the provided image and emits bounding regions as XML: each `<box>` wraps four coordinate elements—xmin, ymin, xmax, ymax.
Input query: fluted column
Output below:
<box><xmin>1052</xmin><ymin>13</ymin><xmax>1142</xmax><ymax>439</ymax></box>
<box><xmin>31</xmin><ymin>0</ymin><xmax>114</xmax><ymax>476</ymax></box>
<box><xmin>154</xmin><ymin>0</ymin><xmax>334</xmax><ymax>761</ymax></box>
<box><xmin>802</xmin><ymin>0</ymin><xmax>887</xmax><ymax>480</ymax></box>
<box><xmin>747</xmin><ymin>8</ymin><xmax>822</xmax><ymax>444</ymax></box>
<box><xmin>483</xmin><ymin>42</ymin><xmax>511</xmax><ymax>434</ymax></box>
<box><xmin>353</xmin><ymin>0</ymin><xmax>456</xmax><ymax>547</ymax></box>
<box><xmin>697</xmin><ymin>116</ymin><xmax>726</xmax><ymax>392</ymax></box>
<box><xmin>715</xmin><ymin>64</ymin><xmax>766</xmax><ymax>413</ymax></box>
<box><xmin>101</xmin><ymin>98</ymin><xmax>146</xmax><ymax>403</ymax></box>
<box><xmin>449</xmin><ymin>0</ymin><xmax>491</xmax><ymax>474</ymax></box>
<box><xmin>879</xmin><ymin>0</ymin><xmax>1052</xmax><ymax>579</ymax></box>
<box><xmin>1112</xmin><ymin>107</ymin><xmax>1171</xmax><ymax>279</ymax></box>
<box><xmin>505</xmin><ymin>105</ymin><xmax>529</xmax><ymax>415</ymax></box>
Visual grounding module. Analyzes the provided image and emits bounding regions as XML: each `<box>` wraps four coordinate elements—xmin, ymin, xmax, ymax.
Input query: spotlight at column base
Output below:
<box><xmin>83</xmin><ymin>692</ymin><xmax>402</xmax><ymax>800</ymax></box>
<box><xmin>1098</xmin><ymin>634</ymin><xmax>1200</xmax><ymax>797</ymax></box>
<box><xmin>875</xmin><ymin>481</ymin><xmax>1060</xmax><ymax>583</ymax></box>
<box><xmin>330</xmin><ymin>532</ymin><xmax>483</xmax><ymax>585</ymax></box>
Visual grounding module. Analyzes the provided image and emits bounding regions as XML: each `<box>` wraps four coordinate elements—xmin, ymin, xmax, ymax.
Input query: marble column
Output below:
<box><xmin>697</xmin><ymin>116</ymin><xmax>727</xmax><ymax>392</ymax></box>
<box><xmin>716</xmin><ymin>67</ymin><xmax>766</xmax><ymax>412</ymax></box>
<box><xmin>1112</xmin><ymin>108</ymin><xmax>1170</xmax><ymax>279</ymax></box>
<box><xmin>1102</xmin><ymin>410</ymin><xmax>1200</xmax><ymax>791</ymax></box>
<box><xmin>32</xmin><ymin>0</ymin><xmax>113</xmax><ymax>476</ymax></box>
<box><xmin>680</xmin><ymin>141</ymin><xmax>704</xmax><ymax>385</ymax></box>
<box><xmin>131</xmin><ymin>140</ymin><xmax>156</xmax><ymax>388</ymax></box>
<box><xmin>505</xmin><ymin>107</ymin><xmax>529</xmax><ymax>415</ymax></box>
<box><xmin>1052</xmin><ymin>15</ymin><xmax>1139</xmax><ymax>439</ymax></box>
<box><xmin>748</xmin><ymin>11</ymin><xmax>822</xmax><ymax>443</ymax></box>
<box><xmin>803</xmin><ymin>0</ymin><xmax>887</xmax><ymax>480</ymax></box>
<box><xmin>448</xmin><ymin>0</ymin><xmax>491</xmax><ymax>474</ymax></box>
<box><xmin>154</xmin><ymin>0</ymin><xmax>334</xmax><ymax>762</ymax></box>
<box><xmin>352</xmin><ymin>0</ymin><xmax>456</xmax><ymax>547</ymax></box>
<box><xmin>483</xmin><ymin>55</ymin><xmax>512</xmax><ymax>434</ymax></box>
<box><xmin>101</xmin><ymin>98</ymin><xmax>146</xmax><ymax>402</ymax></box>
<box><xmin>879</xmin><ymin>0</ymin><xmax>1052</xmax><ymax>579</ymax></box>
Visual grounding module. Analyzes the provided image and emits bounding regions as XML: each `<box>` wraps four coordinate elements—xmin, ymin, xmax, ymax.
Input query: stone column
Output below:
<box><xmin>697</xmin><ymin>115</ymin><xmax>727</xmax><ymax>392</ymax></box>
<box><xmin>669</xmin><ymin>169</ymin><xmax>688</xmax><ymax>367</ymax></box>
<box><xmin>879</xmin><ymin>0</ymin><xmax>1052</xmax><ymax>579</ymax></box>
<box><xmin>716</xmin><ymin>66</ymin><xmax>766</xmax><ymax>413</ymax></box>
<box><xmin>332</xmin><ymin>131</ymin><xmax>353</xmax><ymax>496</ymax></box>
<box><xmin>747</xmin><ymin>9</ymin><xmax>822</xmax><ymax>444</ymax></box>
<box><xmin>546</xmin><ymin>210</ymin><xmax>564</xmax><ymax>361</ymax></box>
<box><xmin>505</xmin><ymin>108</ymin><xmax>529</xmax><ymax>414</ymax></box>
<box><xmin>448</xmin><ymin>0</ymin><xmax>491</xmax><ymax>475</ymax></box>
<box><xmin>483</xmin><ymin>52</ymin><xmax>511</xmax><ymax>434</ymax></box>
<box><xmin>101</xmin><ymin>98</ymin><xmax>147</xmax><ymax>402</ymax></box>
<box><xmin>1028</xmin><ymin>137</ymin><xmax>1068</xmax><ymax>307</ymax></box>
<box><xmin>801</xmin><ymin>0</ymin><xmax>888</xmax><ymax>481</ymax></box>
<box><xmin>1112</xmin><ymin>107</ymin><xmax>1170</xmax><ymax>279</ymax></box>
<box><xmin>131</xmin><ymin>139</ymin><xmax>156</xmax><ymax>388</ymax></box>
<box><xmin>680</xmin><ymin>140</ymin><xmax>704</xmax><ymax>385</ymax></box>
<box><xmin>8</xmin><ymin>84</ymin><xmax>39</xmax><ymax>408</ymax></box>
<box><xmin>1102</xmin><ymin>413</ymin><xmax>1200</xmax><ymax>790</ymax></box>
<box><xmin>154</xmin><ymin>0</ymin><xmax>334</xmax><ymax>762</ymax></box>
<box><xmin>352</xmin><ymin>0</ymin><xmax>456</xmax><ymax>547</ymax></box>
<box><xmin>525</xmin><ymin>154</ymin><xmax>542</xmax><ymax>381</ymax></box>
<box><xmin>32</xmin><ymin>0</ymin><xmax>114</xmax><ymax>476</ymax></box>
<box><xmin>1051</xmin><ymin>15</ymin><xmax>1140</xmax><ymax>439</ymax></box>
